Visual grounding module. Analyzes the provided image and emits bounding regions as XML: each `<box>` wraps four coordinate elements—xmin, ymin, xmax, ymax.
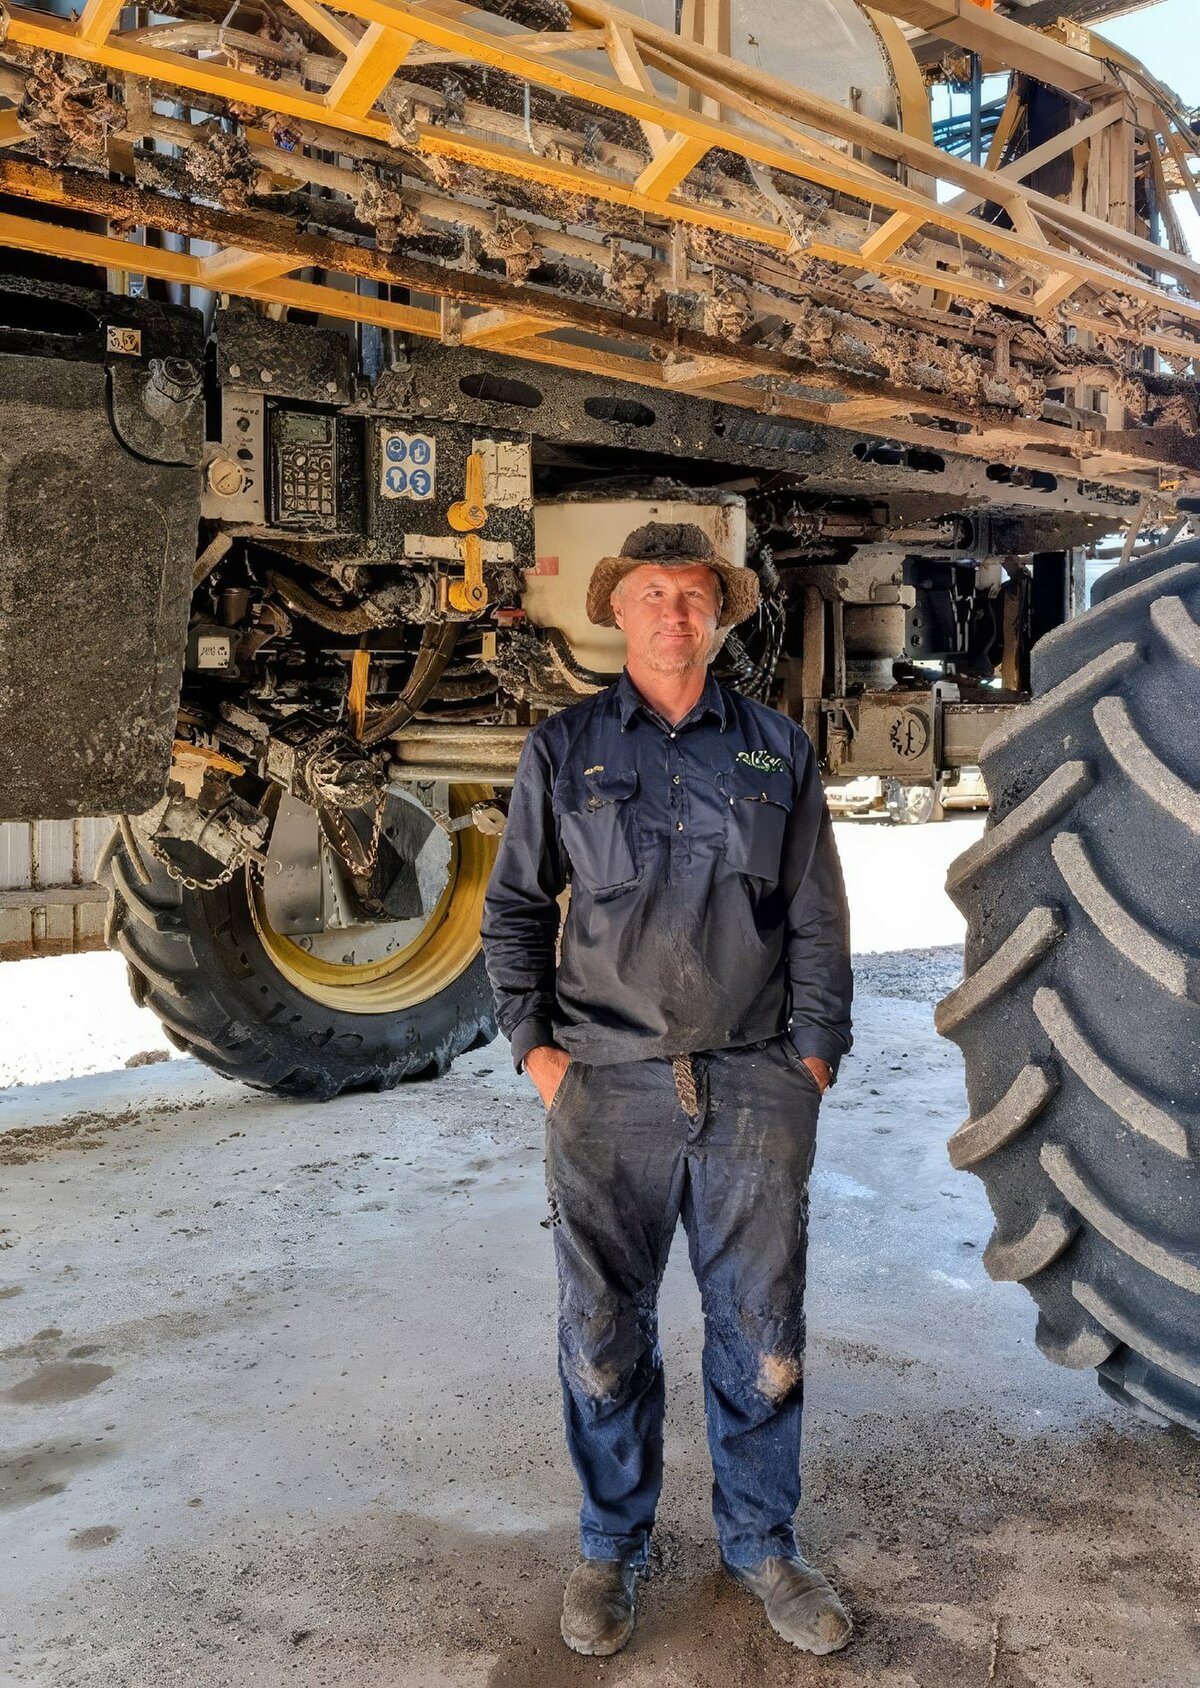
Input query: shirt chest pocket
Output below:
<box><xmin>554</xmin><ymin>767</ymin><xmax>641</xmax><ymax>893</ymax></box>
<box><xmin>720</xmin><ymin>764</ymin><xmax>793</xmax><ymax>884</ymax></box>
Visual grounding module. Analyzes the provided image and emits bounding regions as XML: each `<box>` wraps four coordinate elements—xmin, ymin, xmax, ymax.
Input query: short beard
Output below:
<box><xmin>644</xmin><ymin>645</ymin><xmax>707</xmax><ymax>676</ymax></box>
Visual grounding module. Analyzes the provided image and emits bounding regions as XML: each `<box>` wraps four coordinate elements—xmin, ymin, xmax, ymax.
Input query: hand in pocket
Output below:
<box><xmin>526</xmin><ymin>1044</ymin><xmax>572</xmax><ymax>1109</ymax></box>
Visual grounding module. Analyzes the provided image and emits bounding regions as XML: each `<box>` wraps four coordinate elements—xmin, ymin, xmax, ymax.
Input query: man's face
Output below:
<box><xmin>610</xmin><ymin>563</ymin><xmax>721</xmax><ymax>675</ymax></box>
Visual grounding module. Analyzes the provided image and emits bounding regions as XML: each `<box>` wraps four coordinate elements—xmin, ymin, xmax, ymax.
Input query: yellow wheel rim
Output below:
<box><xmin>251</xmin><ymin>783</ymin><xmax>498</xmax><ymax>1016</ymax></box>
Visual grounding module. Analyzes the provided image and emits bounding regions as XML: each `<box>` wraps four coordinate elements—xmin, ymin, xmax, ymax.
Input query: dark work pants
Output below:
<box><xmin>544</xmin><ymin>1036</ymin><xmax>821</xmax><ymax>1570</ymax></box>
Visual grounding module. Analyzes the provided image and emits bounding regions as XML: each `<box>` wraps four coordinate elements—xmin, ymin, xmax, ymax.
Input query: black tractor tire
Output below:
<box><xmin>938</xmin><ymin>539</ymin><xmax>1200</xmax><ymax>1435</ymax></box>
<box><xmin>99</xmin><ymin>821</ymin><xmax>497</xmax><ymax>1102</ymax></box>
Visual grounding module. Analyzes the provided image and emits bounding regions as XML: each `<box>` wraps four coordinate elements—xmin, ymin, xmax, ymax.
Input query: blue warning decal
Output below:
<box><xmin>380</xmin><ymin>429</ymin><xmax>436</xmax><ymax>499</ymax></box>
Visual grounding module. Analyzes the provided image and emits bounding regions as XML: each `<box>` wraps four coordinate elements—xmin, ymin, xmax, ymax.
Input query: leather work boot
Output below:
<box><xmin>727</xmin><ymin>1554</ymin><xmax>853</xmax><ymax>1654</ymax></box>
<box><xmin>560</xmin><ymin>1558</ymin><xmax>639</xmax><ymax>1656</ymax></box>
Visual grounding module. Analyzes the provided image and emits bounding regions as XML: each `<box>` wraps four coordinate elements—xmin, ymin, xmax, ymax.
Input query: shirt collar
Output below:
<box><xmin>615</xmin><ymin>668</ymin><xmax>727</xmax><ymax>733</ymax></box>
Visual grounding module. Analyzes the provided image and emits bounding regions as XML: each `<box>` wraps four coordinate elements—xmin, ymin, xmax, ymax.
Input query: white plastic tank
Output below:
<box><xmin>618</xmin><ymin>0</ymin><xmax>912</xmax><ymax>137</ymax></box>
<box><xmin>535</xmin><ymin>0</ymin><xmax>931</xmax><ymax>163</ymax></box>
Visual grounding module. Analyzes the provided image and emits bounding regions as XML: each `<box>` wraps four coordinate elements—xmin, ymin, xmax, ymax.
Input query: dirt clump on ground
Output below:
<box><xmin>0</xmin><ymin>1097</ymin><xmax>211</xmax><ymax>1165</ymax></box>
<box><xmin>0</xmin><ymin>1107</ymin><xmax>137</xmax><ymax>1165</ymax></box>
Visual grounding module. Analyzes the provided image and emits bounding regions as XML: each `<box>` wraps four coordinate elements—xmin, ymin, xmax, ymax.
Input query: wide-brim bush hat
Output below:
<box><xmin>586</xmin><ymin>521</ymin><xmax>760</xmax><ymax>628</ymax></box>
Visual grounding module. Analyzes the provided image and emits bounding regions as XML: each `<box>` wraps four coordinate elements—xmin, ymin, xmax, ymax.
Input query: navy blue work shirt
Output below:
<box><xmin>481</xmin><ymin>668</ymin><xmax>853</xmax><ymax>1078</ymax></box>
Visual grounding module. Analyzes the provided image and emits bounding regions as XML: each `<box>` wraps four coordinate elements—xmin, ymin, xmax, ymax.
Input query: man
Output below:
<box><xmin>481</xmin><ymin>521</ymin><xmax>853</xmax><ymax>1659</ymax></box>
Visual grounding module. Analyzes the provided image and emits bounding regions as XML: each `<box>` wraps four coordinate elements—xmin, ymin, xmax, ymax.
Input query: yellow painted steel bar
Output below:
<box><xmin>7</xmin><ymin>8</ymin><xmax>396</xmax><ymax>144</ymax></box>
<box><xmin>1031</xmin><ymin>271</ymin><xmax>1084</xmax><ymax>314</ymax></box>
<box><xmin>30</xmin><ymin>0</ymin><xmax>1188</xmax><ymax>304</ymax></box>
<box><xmin>416</xmin><ymin>126</ymin><xmax>1200</xmax><ymax>336</ymax></box>
<box><xmin>347</xmin><ymin>649</ymin><xmax>371</xmax><ymax>740</ymax></box>
<box><xmin>562</xmin><ymin>0</ymin><xmax>1197</xmax><ymax>289</ymax></box>
<box><xmin>858</xmin><ymin>211</ymin><xmax>924</xmax><ymax>265</ymax></box>
<box><xmin>288</xmin><ymin>0</ymin><xmax>362</xmax><ymax>57</ymax></box>
<box><xmin>325</xmin><ymin>22</ymin><xmax>417</xmax><ymax>117</ymax></box>
<box><xmin>0</xmin><ymin>202</ymin><xmax>1170</xmax><ymax>491</ymax></box>
<box><xmin>200</xmin><ymin>248</ymin><xmax>301</xmax><ymax>287</ymax></box>
<box><xmin>0</xmin><ymin>0</ymin><xmax>1193</xmax><ymax>375</ymax></box>
<box><xmin>635</xmin><ymin>133</ymin><xmax>710</xmax><ymax>200</ymax></box>
<box><xmin>603</xmin><ymin>20</ymin><xmax>670</xmax><ymax>155</ymax></box>
<box><xmin>0</xmin><ymin>0</ymin><xmax>1188</xmax><ymax>329</ymax></box>
<box><xmin>262</xmin><ymin>277</ymin><xmax>441</xmax><ymax>332</ymax></box>
<box><xmin>859</xmin><ymin>0</ymin><xmax>1113</xmax><ymax>93</ymax></box>
<box><xmin>0</xmin><ymin>209</ymin><xmax>443</xmax><ymax>336</ymax></box>
<box><xmin>0</xmin><ymin>214</ymin><xmax>198</xmax><ymax>283</ymax></box>
<box><xmin>459</xmin><ymin>309</ymin><xmax>558</xmax><ymax>347</ymax></box>
<box><xmin>76</xmin><ymin>0</ymin><xmax>125</xmax><ymax>44</ymax></box>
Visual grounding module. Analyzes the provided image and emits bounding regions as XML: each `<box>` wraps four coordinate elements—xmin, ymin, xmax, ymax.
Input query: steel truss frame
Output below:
<box><xmin>0</xmin><ymin>0</ymin><xmax>1196</xmax><ymax>492</ymax></box>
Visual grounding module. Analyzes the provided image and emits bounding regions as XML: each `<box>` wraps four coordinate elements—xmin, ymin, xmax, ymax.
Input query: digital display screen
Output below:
<box><xmin>281</xmin><ymin>411</ymin><xmax>333</xmax><ymax>444</ymax></box>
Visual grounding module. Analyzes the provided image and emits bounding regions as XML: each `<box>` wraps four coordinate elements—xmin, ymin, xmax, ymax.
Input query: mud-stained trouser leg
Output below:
<box><xmin>545</xmin><ymin>1057</ymin><xmax>690</xmax><ymax>1568</ymax></box>
<box><xmin>682</xmin><ymin>1038</ymin><xmax>821</xmax><ymax>1569</ymax></box>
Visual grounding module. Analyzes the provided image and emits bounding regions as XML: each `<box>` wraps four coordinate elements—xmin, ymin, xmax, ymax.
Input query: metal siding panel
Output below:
<box><xmin>80</xmin><ymin>817</ymin><xmax>114</xmax><ymax>881</ymax></box>
<box><xmin>36</xmin><ymin>818</ymin><xmax>75</xmax><ymax>885</ymax></box>
<box><xmin>0</xmin><ymin>820</ymin><xmax>32</xmax><ymax>890</ymax></box>
<box><xmin>0</xmin><ymin>814</ymin><xmax>110</xmax><ymax>956</ymax></box>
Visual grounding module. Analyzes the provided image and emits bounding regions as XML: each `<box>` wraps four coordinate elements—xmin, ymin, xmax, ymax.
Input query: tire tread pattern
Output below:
<box><xmin>103</xmin><ymin>823</ymin><xmax>497</xmax><ymax>1101</ymax></box>
<box><xmin>942</xmin><ymin>547</ymin><xmax>1200</xmax><ymax>1435</ymax></box>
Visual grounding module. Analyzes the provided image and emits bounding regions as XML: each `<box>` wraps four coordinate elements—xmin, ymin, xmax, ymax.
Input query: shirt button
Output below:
<box><xmin>669</xmin><ymin>732</ymin><xmax>676</xmax><ymax>739</ymax></box>
<box><xmin>672</xmin><ymin>774</ymin><xmax>680</xmax><ymax>785</ymax></box>
<box><xmin>676</xmin><ymin>821</ymin><xmax>684</xmax><ymax>831</ymax></box>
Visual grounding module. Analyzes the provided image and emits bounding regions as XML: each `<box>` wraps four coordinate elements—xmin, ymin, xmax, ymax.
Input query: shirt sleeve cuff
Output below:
<box><xmin>509</xmin><ymin>1014</ymin><xmax>556</xmax><ymax>1074</ymax></box>
<box><xmin>788</xmin><ymin>1026</ymin><xmax>847</xmax><ymax>1084</ymax></box>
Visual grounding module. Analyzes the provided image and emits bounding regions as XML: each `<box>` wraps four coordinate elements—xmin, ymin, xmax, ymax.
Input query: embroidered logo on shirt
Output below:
<box><xmin>584</xmin><ymin>763</ymin><xmax>605</xmax><ymax>775</ymax></box>
<box><xmin>736</xmin><ymin>750</ymin><xmax>786</xmax><ymax>773</ymax></box>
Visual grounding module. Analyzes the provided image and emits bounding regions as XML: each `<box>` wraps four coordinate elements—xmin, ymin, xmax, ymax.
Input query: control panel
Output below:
<box><xmin>201</xmin><ymin>389</ymin><xmax>265</xmax><ymax>524</ymax></box>
<box><xmin>270</xmin><ymin>409</ymin><xmax>337</xmax><ymax>529</ymax></box>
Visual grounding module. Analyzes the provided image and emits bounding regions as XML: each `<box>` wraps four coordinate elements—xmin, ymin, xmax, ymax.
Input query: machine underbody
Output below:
<box><xmin>0</xmin><ymin>0</ymin><xmax>1196</xmax><ymax>958</ymax></box>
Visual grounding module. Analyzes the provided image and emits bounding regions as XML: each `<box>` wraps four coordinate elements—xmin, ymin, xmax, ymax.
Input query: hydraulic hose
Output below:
<box><xmin>361</xmin><ymin>621</ymin><xmax>461</xmax><ymax>747</ymax></box>
<box><xmin>265</xmin><ymin>569</ymin><xmax>378</xmax><ymax>636</ymax></box>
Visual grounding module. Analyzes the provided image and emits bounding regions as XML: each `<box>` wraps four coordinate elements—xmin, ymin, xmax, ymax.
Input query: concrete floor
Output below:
<box><xmin>2</xmin><ymin>815</ymin><xmax>1199</xmax><ymax>1688</ymax></box>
